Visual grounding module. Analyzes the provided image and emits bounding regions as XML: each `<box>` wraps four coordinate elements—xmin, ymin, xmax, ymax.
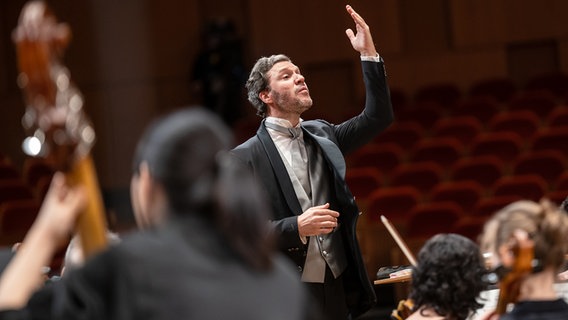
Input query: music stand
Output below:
<box><xmin>374</xmin><ymin>215</ymin><xmax>416</xmax><ymax>285</ymax></box>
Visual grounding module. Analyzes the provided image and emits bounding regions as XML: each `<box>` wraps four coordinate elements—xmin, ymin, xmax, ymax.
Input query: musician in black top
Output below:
<box><xmin>479</xmin><ymin>199</ymin><xmax>568</xmax><ymax>320</ymax></box>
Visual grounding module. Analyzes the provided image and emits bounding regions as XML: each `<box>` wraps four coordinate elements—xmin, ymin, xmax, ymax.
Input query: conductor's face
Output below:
<box><xmin>263</xmin><ymin>61</ymin><xmax>312</xmax><ymax>117</ymax></box>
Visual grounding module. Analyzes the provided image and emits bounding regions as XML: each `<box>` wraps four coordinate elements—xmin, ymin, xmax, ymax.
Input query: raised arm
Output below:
<box><xmin>329</xmin><ymin>5</ymin><xmax>393</xmax><ymax>153</ymax></box>
<box><xmin>345</xmin><ymin>5</ymin><xmax>378</xmax><ymax>57</ymax></box>
<box><xmin>0</xmin><ymin>172</ymin><xmax>86</xmax><ymax>309</ymax></box>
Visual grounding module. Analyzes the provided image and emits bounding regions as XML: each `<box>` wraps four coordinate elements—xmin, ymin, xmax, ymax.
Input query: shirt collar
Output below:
<box><xmin>265</xmin><ymin>117</ymin><xmax>303</xmax><ymax>129</ymax></box>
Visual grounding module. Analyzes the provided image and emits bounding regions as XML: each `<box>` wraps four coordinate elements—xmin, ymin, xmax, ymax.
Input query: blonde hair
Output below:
<box><xmin>480</xmin><ymin>199</ymin><xmax>568</xmax><ymax>272</ymax></box>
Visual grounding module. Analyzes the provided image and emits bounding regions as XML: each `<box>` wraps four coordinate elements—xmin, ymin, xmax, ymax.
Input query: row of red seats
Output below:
<box><xmin>389</xmin><ymin>105</ymin><xmax>568</xmax><ymax>143</ymax></box>
<box><xmin>349</xmin><ymin>83</ymin><xmax>568</xmax><ymax>244</ymax></box>
<box><xmin>352</xmin><ymin>173</ymin><xmax>567</xmax><ymax>243</ymax></box>
<box><xmin>357</xmin><ymin>73</ymin><xmax>568</xmax><ymax>263</ymax></box>
<box><xmin>399</xmin><ymin>87</ymin><xmax>564</xmax><ymax>123</ymax></box>
<box><xmin>393</xmin><ymin>71</ymin><xmax>568</xmax><ymax>111</ymax></box>
<box><xmin>352</xmin><ymin>170</ymin><xmax>566</xmax><ymax>212</ymax></box>
<box><xmin>350</xmin><ymin>123</ymin><xmax>568</xmax><ymax>176</ymax></box>
<box><xmin>350</xmin><ymin>140</ymin><xmax>568</xmax><ymax>183</ymax></box>
<box><xmin>0</xmin><ymin>157</ymin><xmax>54</xmax><ymax>246</ymax></box>
<box><xmin>347</xmin><ymin>159</ymin><xmax>568</xmax><ymax>199</ymax></box>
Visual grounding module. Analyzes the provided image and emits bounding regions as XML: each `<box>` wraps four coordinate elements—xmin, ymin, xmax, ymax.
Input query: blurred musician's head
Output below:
<box><xmin>409</xmin><ymin>233</ymin><xmax>486</xmax><ymax>320</ymax></box>
<box><xmin>129</xmin><ymin>107</ymin><xmax>233</xmax><ymax>228</ymax></box>
<box><xmin>480</xmin><ymin>199</ymin><xmax>568</xmax><ymax>275</ymax></box>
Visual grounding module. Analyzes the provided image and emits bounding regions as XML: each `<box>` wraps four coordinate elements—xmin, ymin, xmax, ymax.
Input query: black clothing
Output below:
<box><xmin>0</xmin><ymin>215</ymin><xmax>318</xmax><ymax>320</ymax></box>
<box><xmin>231</xmin><ymin>60</ymin><xmax>393</xmax><ymax>318</ymax></box>
<box><xmin>501</xmin><ymin>299</ymin><xmax>568</xmax><ymax>320</ymax></box>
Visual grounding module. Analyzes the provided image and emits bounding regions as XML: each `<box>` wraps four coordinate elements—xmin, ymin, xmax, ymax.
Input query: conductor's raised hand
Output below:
<box><xmin>345</xmin><ymin>5</ymin><xmax>378</xmax><ymax>57</ymax></box>
<box><xmin>297</xmin><ymin>203</ymin><xmax>339</xmax><ymax>237</ymax></box>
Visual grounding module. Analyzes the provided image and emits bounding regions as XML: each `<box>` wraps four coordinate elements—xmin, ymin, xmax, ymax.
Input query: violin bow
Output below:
<box><xmin>381</xmin><ymin>215</ymin><xmax>417</xmax><ymax>267</ymax></box>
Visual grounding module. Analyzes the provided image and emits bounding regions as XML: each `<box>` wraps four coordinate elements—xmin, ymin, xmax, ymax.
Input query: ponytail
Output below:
<box><xmin>481</xmin><ymin>199</ymin><xmax>568</xmax><ymax>273</ymax></box>
<box><xmin>213</xmin><ymin>152</ymin><xmax>275</xmax><ymax>271</ymax></box>
<box><xmin>133</xmin><ymin>107</ymin><xmax>276</xmax><ymax>271</ymax></box>
<box><xmin>536</xmin><ymin>199</ymin><xmax>568</xmax><ymax>271</ymax></box>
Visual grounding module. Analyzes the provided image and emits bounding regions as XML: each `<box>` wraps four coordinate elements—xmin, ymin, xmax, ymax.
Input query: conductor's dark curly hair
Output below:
<box><xmin>409</xmin><ymin>233</ymin><xmax>487</xmax><ymax>320</ymax></box>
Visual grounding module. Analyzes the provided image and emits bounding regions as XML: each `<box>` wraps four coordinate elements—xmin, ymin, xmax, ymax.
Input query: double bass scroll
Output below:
<box><xmin>13</xmin><ymin>1</ymin><xmax>108</xmax><ymax>258</ymax></box>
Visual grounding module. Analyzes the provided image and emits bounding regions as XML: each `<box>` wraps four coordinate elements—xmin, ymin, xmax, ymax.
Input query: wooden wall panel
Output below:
<box><xmin>451</xmin><ymin>0</ymin><xmax>568</xmax><ymax>48</ymax></box>
<box><xmin>244</xmin><ymin>0</ymin><xmax>404</xmax><ymax>64</ymax></box>
<box><xmin>355</xmin><ymin>0</ymin><xmax>403</xmax><ymax>56</ymax></box>
<box><xmin>149</xmin><ymin>1</ymin><xmax>200</xmax><ymax>79</ymax></box>
<box><xmin>85</xmin><ymin>0</ymin><xmax>156</xmax><ymax>188</ymax></box>
<box><xmin>301</xmin><ymin>60</ymin><xmax>355</xmax><ymax>123</ymax></box>
<box><xmin>450</xmin><ymin>0</ymin><xmax>507</xmax><ymax>48</ymax></box>
<box><xmin>507</xmin><ymin>40</ymin><xmax>559</xmax><ymax>87</ymax></box>
<box><xmin>560</xmin><ymin>39</ymin><xmax>568</xmax><ymax>71</ymax></box>
<box><xmin>504</xmin><ymin>0</ymin><xmax>568</xmax><ymax>43</ymax></box>
<box><xmin>387</xmin><ymin>49</ymin><xmax>507</xmax><ymax>97</ymax></box>
<box><xmin>246</xmin><ymin>0</ymin><xmax>346</xmax><ymax>64</ymax></box>
<box><xmin>400</xmin><ymin>0</ymin><xmax>450</xmax><ymax>52</ymax></box>
<box><xmin>0</xmin><ymin>2</ymin><xmax>6</xmax><ymax>98</ymax></box>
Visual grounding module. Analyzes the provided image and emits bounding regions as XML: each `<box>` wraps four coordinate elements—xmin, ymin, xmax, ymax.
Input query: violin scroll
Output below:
<box><xmin>391</xmin><ymin>299</ymin><xmax>414</xmax><ymax>320</ymax></box>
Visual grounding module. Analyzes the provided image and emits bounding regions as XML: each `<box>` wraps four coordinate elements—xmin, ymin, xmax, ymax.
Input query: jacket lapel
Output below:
<box><xmin>257</xmin><ymin>121</ymin><xmax>303</xmax><ymax>215</ymax></box>
<box><xmin>302</xmin><ymin>128</ymin><xmax>346</xmax><ymax>179</ymax></box>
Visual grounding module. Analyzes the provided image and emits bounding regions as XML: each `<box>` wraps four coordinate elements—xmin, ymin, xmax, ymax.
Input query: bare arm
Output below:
<box><xmin>0</xmin><ymin>172</ymin><xmax>86</xmax><ymax>309</ymax></box>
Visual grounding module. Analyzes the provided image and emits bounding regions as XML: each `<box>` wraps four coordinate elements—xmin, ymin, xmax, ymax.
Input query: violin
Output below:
<box><xmin>494</xmin><ymin>230</ymin><xmax>535</xmax><ymax>314</ymax></box>
<box><xmin>391</xmin><ymin>299</ymin><xmax>414</xmax><ymax>320</ymax></box>
<box><xmin>12</xmin><ymin>1</ymin><xmax>108</xmax><ymax>259</ymax></box>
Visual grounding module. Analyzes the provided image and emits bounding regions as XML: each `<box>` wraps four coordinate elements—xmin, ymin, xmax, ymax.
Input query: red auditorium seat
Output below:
<box><xmin>365</xmin><ymin>186</ymin><xmax>422</xmax><ymax>223</ymax></box>
<box><xmin>491</xmin><ymin>174</ymin><xmax>549</xmax><ymax>201</ymax></box>
<box><xmin>451</xmin><ymin>216</ymin><xmax>488</xmax><ymax>242</ymax></box>
<box><xmin>450</xmin><ymin>156</ymin><xmax>506</xmax><ymax>188</ymax></box>
<box><xmin>546</xmin><ymin>107</ymin><xmax>568</xmax><ymax>128</ymax></box>
<box><xmin>0</xmin><ymin>180</ymin><xmax>36</xmax><ymax>205</ymax></box>
<box><xmin>430</xmin><ymin>116</ymin><xmax>483</xmax><ymax>145</ymax></box>
<box><xmin>472</xmin><ymin>195</ymin><xmax>523</xmax><ymax>218</ymax></box>
<box><xmin>525</xmin><ymin>72</ymin><xmax>568</xmax><ymax>98</ymax></box>
<box><xmin>507</xmin><ymin>91</ymin><xmax>557</xmax><ymax>116</ymax></box>
<box><xmin>405</xmin><ymin>202</ymin><xmax>465</xmax><ymax>240</ymax></box>
<box><xmin>345</xmin><ymin>167</ymin><xmax>384</xmax><ymax>201</ymax></box>
<box><xmin>348</xmin><ymin>143</ymin><xmax>405</xmax><ymax>173</ymax></box>
<box><xmin>389</xmin><ymin>162</ymin><xmax>445</xmax><ymax>194</ymax></box>
<box><xmin>0</xmin><ymin>163</ymin><xmax>22</xmax><ymax>181</ymax></box>
<box><xmin>395</xmin><ymin>102</ymin><xmax>445</xmax><ymax>128</ymax></box>
<box><xmin>511</xmin><ymin>150</ymin><xmax>566</xmax><ymax>182</ymax></box>
<box><xmin>22</xmin><ymin>157</ymin><xmax>55</xmax><ymax>188</ymax></box>
<box><xmin>0</xmin><ymin>200</ymin><xmax>40</xmax><ymax>246</ymax></box>
<box><xmin>408</xmin><ymin>137</ymin><xmax>465</xmax><ymax>168</ymax></box>
<box><xmin>553</xmin><ymin>172</ymin><xmax>568</xmax><ymax>191</ymax></box>
<box><xmin>469</xmin><ymin>132</ymin><xmax>525</xmax><ymax>163</ymax></box>
<box><xmin>487</xmin><ymin>110</ymin><xmax>542</xmax><ymax>139</ymax></box>
<box><xmin>373</xmin><ymin>121</ymin><xmax>423</xmax><ymax>149</ymax></box>
<box><xmin>530</xmin><ymin>127</ymin><xmax>568</xmax><ymax>156</ymax></box>
<box><xmin>389</xmin><ymin>87</ymin><xmax>408</xmax><ymax>110</ymax></box>
<box><xmin>429</xmin><ymin>180</ymin><xmax>485</xmax><ymax>212</ymax></box>
<box><xmin>469</xmin><ymin>77</ymin><xmax>517</xmax><ymax>103</ymax></box>
<box><xmin>413</xmin><ymin>83</ymin><xmax>461</xmax><ymax>108</ymax></box>
<box><xmin>0</xmin><ymin>153</ymin><xmax>9</xmax><ymax>164</ymax></box>
<box><xmin>452</xmin><ymin>96</ymin><xmax>501</xmax><ymax>123</ymax></box>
